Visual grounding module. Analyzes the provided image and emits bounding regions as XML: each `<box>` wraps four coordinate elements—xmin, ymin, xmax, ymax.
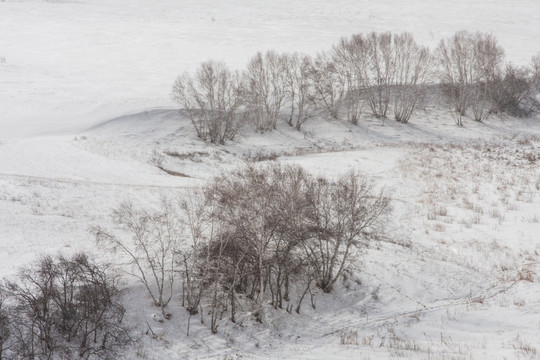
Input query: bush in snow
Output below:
<box><xmin>0</xmin><ymin>253</ymin><xmax>131</xmax><ymax>360</ymax></box>
<box><xmin>491</xmin><ymin>63</ymin><xmax>539</xmax><ymax>117</ymax></box>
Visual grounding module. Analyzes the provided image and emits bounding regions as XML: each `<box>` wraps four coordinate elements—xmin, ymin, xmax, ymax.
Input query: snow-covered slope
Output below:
<box><xmin>1</xmin><ymin>108</ymin><xmax>540</xmax><ymax>359</ymax></box>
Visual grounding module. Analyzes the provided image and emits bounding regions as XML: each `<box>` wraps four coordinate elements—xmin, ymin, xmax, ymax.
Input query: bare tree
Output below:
<box><xmin>310</xmin><ymin>51</ymin><xmax>346</xmax><ymax>120</ymax></box>
<box><xmin>331</xmin><ymin>36</ymin><xmax>366</xmax><ymax>124</ymax></box>
<box><xmin>208</xmin><ymin>164</ymin><xmax>283</xmax><ymax>308</ymax></box>
<box><xmin>172</xmin><ymin>61</ymin><xmax>244</xmax><ymax>144</ymax></box>
<box><xmin>201</xmin><ymin>164</ymin><xmax>316</xmax><ymax>323</ymax></box>
<box><xmin>176</xmin><ymin>191</ymin><xmax>221</xmax><ymax>335</ymax></box>
<box><xmin>392</xmin><ymin>33</ymin><xmax>433</xmax><ymax>123</ymax></box>
<box><xmin>436</xmin><ymin>31</ymin><xmax>475</xmax><ymax>125</ymax></box>
<box><xmin>436</xmin><ymin>31</ymin><xmax>505</xmax><ymax>124</ymax></box>
<box><xmin>54</xmin><ymin>254</ymin><xmax>129</xmax><ymax>360</ymax></box>
<box><xmin>198</xmin><ymin>164</ymin><xmax>390</xmax><ymax>323</ymax></box>
<box><xmin>365</xmin><ymin>32</ymin><xmax>395</xmax><ymax>119</ymax></box>
<box><xmin>93</xmin><ymin>200</ymin><xmax>181</xmax><ymax>314</ymax></box>
<box><xmin>1</xmin><ymin>254</ymin><xmax>130</xmax><ymax>360</ymax></box>
<box><xmin>6</xmin><ymin>256</ymin><xmax>59</xmax><ymax>360</ymax></box>
<box><xmin>469</xmin><ymin>32</ymin><xmax>505</xmax><ymax>122</ymax></box>
<box><xmin>283</xmin><ymin>53</ymin><xmax>316</xmax><ymax>129</ymax></box>
<box><xmin>329</xmin><ymin>32</ymin><xmax>432</xmax><ymax>124</ymax></box>
<box><xmin>303</xmin><ymin>171</ymin><xmax>390</xmax><ymax>293</ymax></box>
<box><xmin>243</xmin><ymin>51</ymin><xmax>287</xmax><ymax>131</ymax></box>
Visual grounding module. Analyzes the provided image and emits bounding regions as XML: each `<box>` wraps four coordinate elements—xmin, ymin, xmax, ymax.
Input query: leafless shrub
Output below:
<box><xmin>513</xmin><ymin>334</ymin><xmax>537</xmax><ymax>357</ymax></box>
<box><xmin>172</xmin><ymin>61</ymin><xmax>244</xmax><ymax>144</ymax></box>
<box><xmin>340</xmin><ymin>330</ymin><xmax>359</xmax><ymax>345</ymax></box>
<box><xmin>513</xmin><ymin>298</ymin><xmax>526</xmax><ymax>308</ymax></box>
<box><xmin>243</xmin><ymin>150</ymin><xmax>279</xmax><ymax>162</ymax></box>
<box><xmin>428</xmin><ymin>206</ymin><xmax>448</xmax><ymax>220</ymax></box>
<box><xmin>518</xmin><ymin>269</ymin><xmax>533</xmax><ymax>282</ymax></box>
<box><xmin>471</xmin><ymin>214</ymin><xmax>482</xmax><ymax>225</ymax></box>
<box><xmin>492</xmin><ymin>63</ymin><xmax>538</xmax><ymax>117</ymax></box>
<box><xmin>433</xmin><ymin>223</ymin><xmax>446</xmax><ymax>232</ymax></box>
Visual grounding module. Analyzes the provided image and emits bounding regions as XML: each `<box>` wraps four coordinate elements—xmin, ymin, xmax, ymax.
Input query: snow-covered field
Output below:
<box><xmin>2</xmin><ymin>0</ymin><xmax>540</xmax><ymax>139</ymax></box>
<box><xmin>1</xmin><ymin>1</ymin><xmax>540</xmax><ymax>359</ymax></box>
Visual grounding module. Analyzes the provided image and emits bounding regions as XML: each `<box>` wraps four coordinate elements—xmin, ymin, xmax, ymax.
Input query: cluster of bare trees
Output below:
<box><xmin>172</xmin><ymin>31</ymin><xmax>539</xmax><ymax>139</ymax></box>
<box><xmin>330</xmin><ymin>32</ymin><xmax>432</xmax><ymax>123</ymax></box>
<box><xmin>171</xmin><ymin>51</ymin><xmax>318</xmax><ymax>143</ymax></box>
<box><xmin>171</xmin><ymin>32</ymin><xmax>432</xmax><ymax>140</ymax></box>
<box><xmin>437</xmin><ymin>31</ymin><xmax>539</xmax><ymax>124</ymax></box>
<box><xmin>94</xmin><ymin>164</ymin><xmax>389</xmax><ymax>334</ymax></box>
<box><xmin>436</xmin><ymin>31</ymin><xmax>505</xmax><ymax>124</ymax></box>
<box><xmin>0</xmin><ymin>254</ymin><xmax>131</xmax><ymax>360</ymax></box>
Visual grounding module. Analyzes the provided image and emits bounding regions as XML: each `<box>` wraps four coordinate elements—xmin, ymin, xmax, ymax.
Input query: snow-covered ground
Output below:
<box><xmin>1</xmin><ymin>111</ymin><xmax>539</xmax><ymax>359</ymax></box>
<box><xmin>1</xmin><ymin>1</ymin><xmax>540</xmax><ymax>359</ymax></box>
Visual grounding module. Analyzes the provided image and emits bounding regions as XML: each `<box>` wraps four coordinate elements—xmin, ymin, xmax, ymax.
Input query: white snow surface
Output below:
<box><xmin>2</xmin><ymin>1</ymin><xmax>540</xmax><ymax>359</ymax></box>
<box><xmin>1</xmin><ymin>0</ymin><xmax>540</xmax><ymax>139</ymax></box>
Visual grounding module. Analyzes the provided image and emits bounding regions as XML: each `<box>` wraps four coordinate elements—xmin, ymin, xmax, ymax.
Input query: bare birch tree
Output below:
<box><xmin>436</xmin><ymin>31</ymin><xmax>476</xmax><ymax>125</ymax></box>
<box><xmin>331</xmin><ymin>36</ymin><xmax>367</xmax><ymax>124</ymax></box>
<box><xmin>469</xmin><ymin>32</ymin><xmax>505</xmax><ymax>122</ymax></box>
<box><xmin>243</xmin><ymin>51</ymin><xmax>287</xmax><ymax>131</ymax></box>
<box><xmin>364</xmin><ymin>32</ymin><xmax>395</xmax><ymax>119</ymax></box>
<box><xmin>532</xmin><ymin>53</ymin><xmax>540</xmax><ymax>84</ymax></box>
<box><xmin>303</xmin><ymin>171</ymin><xmax>390</xmax><ymax>293</ymax></box>
<box><xmin>392</xmin><ymin>33</ymin><xmax>433</xmax><ymax>123</ymax></box>
<box><xmin>283</xmin><ymin>53</ymin><xmax>316</xmax><ymax>130</ymax></box>
<box><xmin>310</xmin><ymin>51</ymin><xmax>346</xmax><ymax>120</ymax></box>
<box><xmin>436</xmin><ymin>31</ymin><xmax>504</xmax><ymax>124</ymax></box>
<box><xmin>93</xmin><ymin>200</ymin><xmax>182</xmax><ymax>315</ymax></box>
